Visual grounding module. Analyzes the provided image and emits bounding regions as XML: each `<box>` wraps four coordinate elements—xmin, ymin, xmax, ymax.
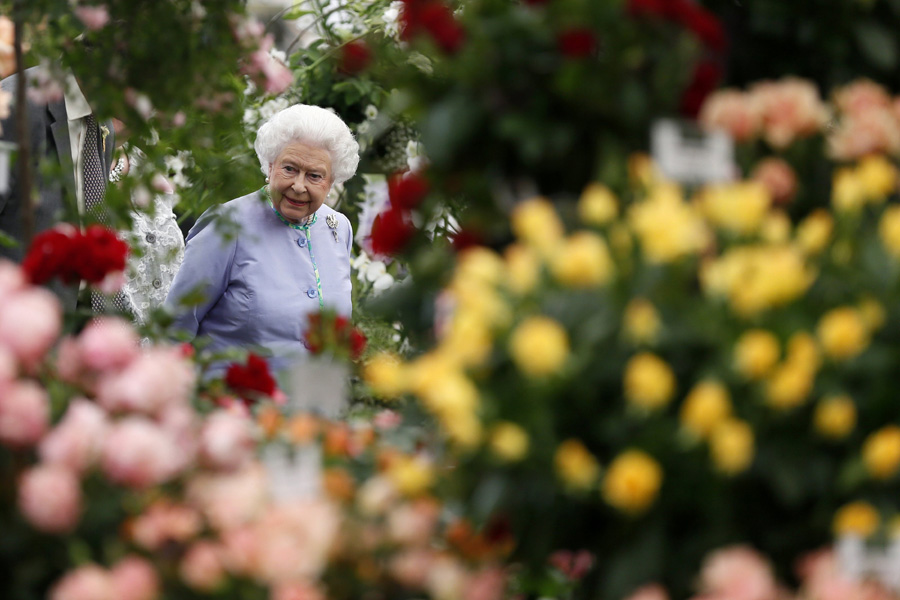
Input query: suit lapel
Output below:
<box><xmin>47</xmin><ymin>99</ymin><xmax>77</xmax><ymax>207</ymax></box>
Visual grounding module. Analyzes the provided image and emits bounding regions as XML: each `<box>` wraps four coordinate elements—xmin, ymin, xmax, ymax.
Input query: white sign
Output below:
<box><xmin>837</xmin><ymin>535</ymin><xmax>900</xmax><ymax>591</ymax></box>
<box><xmin>651</xmin><ymin>119</ymin><xmax>735</xmax><ymax>185</ymax></box>
<box><xmin>0</xmin><ymin>141</ymin><xmax>15</xmax><ymax>196</ymax></box>
<box><xmin>289</xmin><ymin>357</ymin><xmax>349</xmax><ymax>420</ymax></box>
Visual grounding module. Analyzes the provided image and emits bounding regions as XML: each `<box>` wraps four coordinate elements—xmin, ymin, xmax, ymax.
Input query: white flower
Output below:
<box><xmin>357</xmin><ymin>121</ymin><xmax>370</xmax><ymax>134</ymax></box>
<box><xmin>243</xmin><ymin>108</ymin><xmax>258</xmax><ymax>127</ymax></box>
<box><xmin>269</xmin><ymin>48</ymin><xmax>287</xmax><ymax>66</ymax></box>
<box><xmin>373</xmin><ymin>273</ymin><xmax>394</xmax><ymax>294</ymax></box>
<box><xmin>351</xmin><ymin>252</ymin><xmax>371</xmax><ymax>271</ymax></box>
<box><xmin>383</xmin><ymin>1</ymin><xmax>402</xmax><ymax>38</ymax></box>
<box><xmin>365</xmin><ymin>104</ymin><xmax>378</xmax><ymax>120</ymax></box>
<box><xmin>364</xmin><ymin>261</ymin><xmax>387</xmax><ymax>282</ymax></box>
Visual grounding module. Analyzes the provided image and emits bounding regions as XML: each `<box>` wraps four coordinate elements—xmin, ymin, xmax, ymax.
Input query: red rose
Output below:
<box><xmin>77</xmin><ymin>225</ymin><xmax>129</xmax><ymax>284</ymax></box>
<box><xmin>349</xmin><ymin>329</ymin><xmax>367</xmax><ymax>360</ymax></box>
<box><xmin>680</xmin><ymin>59</ymin><xmax>723</xmax><ymax>118</ymax></box>
<box><xmin>419</xmin><ymin>2</ymin><xmax>465</xmax><ymax>54</ymax></box>
<box><xmin>339</xmin><ymin>40</ymin><xmax>373</xmax><ymax>75</ymax></box>
<box><xmin>680</xmin><ymin>5</ymin><xmax>726</xmax><ymax>51</ymax></box>
<box><xmin>22</xmin><ymin>227</ymin><xmax>79</xmax><ymax>285</ymax></box>
<box><xmin>450</xmin><ymin>228</ymin><xmax>483</xmax><ymax>252</ymax></box>
<box><xmin>371</xmin><ymin>206</ymin><xmax>415</xmax><ymax>256</ymax></box>
<box><xmin>388</xmin><ymin>171</ymin><xmax>429</xmax><ymax>209</ymax></box>
<box><xmin>557</xmin><ymin>27</ymin><xmax>597</xmax><ymax>59</ymax></box>
<box><xmin>225</xmin><ymin>353</ymin><xmax>277</xmax><ymax>400</ymax></box>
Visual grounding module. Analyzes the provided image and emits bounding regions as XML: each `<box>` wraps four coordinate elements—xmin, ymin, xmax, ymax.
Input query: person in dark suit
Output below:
<box><xmin>0</xmin><ymin>66</ymin><xmax>116</xmax><ymax>309</ymax></box>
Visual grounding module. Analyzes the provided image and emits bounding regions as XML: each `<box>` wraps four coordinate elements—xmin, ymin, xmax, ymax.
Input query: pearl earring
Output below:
<box><xmin>265</xmin><ymin>176</ymin><xmax>270</xmax><ymax>183</ymax></box>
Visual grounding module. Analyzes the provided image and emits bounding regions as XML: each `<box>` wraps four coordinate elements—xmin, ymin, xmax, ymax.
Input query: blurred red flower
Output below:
<box><xmin>225</xmin><ymin>353</ymin><xmax>277</xmax><ymax>400</ymax></box>
<box><xmin>401</xmin><ymin>0</ymin><xmax>465</xmax><ymax>54</ymax></box>
<box><xmin>680</xmin><ymin>59</ymin><xmax>723</xmax><ymax>118</ymax></box>
<box><xmin>388</xmin><ymin>171</ymin><xmax>430</xmax><ymax>209</ymax></box>
<box><xmin>303</xmin><ymin>312</ymin><xmax>367</xmax><ymax>360</ymax></box>
<box><xmin>78</xmin><ymin>225</ymin><xmax>129</xmax><ymax>284</ymax></box>
<box><xmin>339</xmin><ymin>40</ymin><xmax>373</xmax><ymax>75</ymax></box>
<box><xmin>22</xmin><ymin>224</ymin><xmax>128</xmax><ymax>286</ymax></box>
<box><xmin>557</xmin><ymin>27</ymin><xmax>597</xmax><ymax>59</ymax></box>
<box><xmin>371</xmin><ymin>206</ymin><xmax>415</xmax><ymax>256</ymax></box>
<box><xmin>22</xmin><ymin>227</ymin><xmax>80</xmax><ymax>285</ymax></box>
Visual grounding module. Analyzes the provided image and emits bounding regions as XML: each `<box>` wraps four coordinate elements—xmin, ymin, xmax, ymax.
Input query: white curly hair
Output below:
<box><xmin>254</xmin><ymin>104</ymin><xmax>360</xmax><ymax>185</ymax></box>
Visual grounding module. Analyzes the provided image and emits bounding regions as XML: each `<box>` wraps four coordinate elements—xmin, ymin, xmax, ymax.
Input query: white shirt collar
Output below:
<box><xmin>63</xmin><ymin>74</ymin><xmax>91</xmax><ymax>121</ymax></box>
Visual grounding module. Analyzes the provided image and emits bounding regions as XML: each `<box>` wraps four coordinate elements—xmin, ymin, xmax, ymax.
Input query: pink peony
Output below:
<box><xmin>50</xmin><ymin>564</ymin><xmax>114</xmax><ymax>600</ymax></box>
<box><xmin>110</xmin><ymin>556</ymin><xmax>160</xmax><ymax>600</ymax></box>
<box><xmin>180</xmin><ymin>541</ymin><xmax>226</xmax><ymax>592</ymax></box>
<box><xmin>39</xmin><ymin>398</ymin><xmax>109</xmax><ymax>473</ymax></box>
<box><xmin>18</xmin><ymin>463</ymin><xmax>81</xmax><ymax>533</ymax></box>
<box><xmin>699</xmin><ymin>89</ymin><xmax>761</xmax><ymax>142</ymax></box>
<box><xmin>74</xmin><ymin>6</ymin><xmax>110</xmax><ymax>30</ymax></box>
<box><xmin>96</xmin><ymin>346</ymin><xmax>196</xmax><ymax>415</ymax></box>
<box><xmin>0</xmin><ymin>288</ymin><xmax>62</xmax><ymax>367</ymax></box>
<box><xmin>131</xmin><ymin>500</ymin><xmax>203</xmax><ymax>551</ymax></box>
<box><xmin>751</xmin><ymin>157</ymin><xmax>798</xmax><ymax>206</ymax></box>
<box><xmin>0</xmin><ymin>379</ymin><xmax>50</xmax><ymax>448</ymax></box>
<box><xmin>100</xmin><ymin>417</ymin><xmax>185</xmax><ymax>488</ymax></box>
<box><xmin>698</xmin><ymin>545</ymin><xmax>779</xmax><ymax>600</ymax></box>
<box><xmin>198</xmin><ymin>410</ymin><xmax>255</xmax><ymax>471</ymax></box>
<box><xmin>624</xmin><ymin>584</ymin><xmax>670</xmax><ymax>600</ymax></box>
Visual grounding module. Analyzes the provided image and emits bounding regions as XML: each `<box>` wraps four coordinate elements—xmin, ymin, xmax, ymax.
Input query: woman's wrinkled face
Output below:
<box><xmin>268</xmin><ymin>141</ymin><xmax>333</xmax><ymax>223</ymax></box>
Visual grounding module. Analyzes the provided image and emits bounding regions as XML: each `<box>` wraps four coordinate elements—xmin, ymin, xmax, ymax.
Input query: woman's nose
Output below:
<box><xmin>292</xmin><ymin>176</ymin><xmax>306</xmax><ymax>192</ymax></box>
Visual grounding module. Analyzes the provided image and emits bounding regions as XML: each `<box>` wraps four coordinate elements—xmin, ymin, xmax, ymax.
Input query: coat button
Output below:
<box><xmin>145</xmin><ymin>233</ymin><xmax>157</xmax><ymax>244</ymax></box>
<box><xmin>152</xmin><ymin>278</ymin><xmax>162</xmax><ymax>289</ymax></box>
<box><xmin>306</xmin><ymin>288</ymin><xmax>317</xmax><ymax>298</ymax></box>
<box><xmin>297</xmin><ymin>237</ymin><xmax>307</xmax><ymax>248</ymax></box>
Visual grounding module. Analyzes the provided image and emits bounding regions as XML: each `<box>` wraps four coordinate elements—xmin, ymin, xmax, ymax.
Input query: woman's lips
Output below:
<box><xmin>285</xmin><ymin>197</ymin><xmax>309</xmax><ymax>207</ymax></box>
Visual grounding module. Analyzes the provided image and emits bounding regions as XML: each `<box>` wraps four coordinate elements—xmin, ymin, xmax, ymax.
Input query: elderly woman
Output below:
<box><xmin>165</xmin><ymin>104</ymin><xmax>359</xmax><ymax>373</ymax></box>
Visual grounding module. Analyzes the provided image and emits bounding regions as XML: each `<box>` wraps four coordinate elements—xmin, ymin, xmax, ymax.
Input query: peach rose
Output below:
<box><xmin>390</xmin><ymin>548</ymin><xmax>436</xmax><ymax>588</ymax></box>
<box><xmin>0</xmin><ymin>379</ymin><xmax>50</xmax><ymax>448</ymax></box>
<box><xmin>0</xmin><ymin>288</ymin><xmax>62</xmax><ymax>368</ymax></box>
<box><xmin>110</xmin><ymin>556</ymin><xmax>160</xmax><ymax>600</ymax></box>
<box><xmin>387</xmin><ymin>498</ymin><xmax>441</xmax><ymax>546</ymax></box>
<box><xmin>751</xmin><ymin>78</ymin><xmax>828</xmax><ymax>149</ymax></box>
<box><xmin>50</xmin><ymin>564</ymin><xmax>114</xmax><ymax>600</ymax></box>
<box><xmin>96</xmin><ymin>346</ymin><xmax>196</xmax><ymax>415</ymax></box>
<box><xmin>751</xmin><ymin>158</ymin><xmax>798</xmax><ymax>206</ymax></box>
<box><xmin>186</xmin><ymin>465</ymin><xmax>267</xmax><ymax>531</ymax></box>
<box><xmin>199</xmin><ymin>410</ymin><xmax>255</xmax><ymax>471</ymax></box>
<box><xmin>253</xmin><ymin>501</ymin><xmax>341</xmax><ymax>583</ymax></box>
<box><xmin>100</xmin><ymin>417</ymin><xmax>184</xmax><ymax>488</ymax></box>
<box><xmin>78</xmin><ymin>317</ymin><xmax>140</xmax><ymax>372</ymax></box>
<box><xmin>698</xmin><ymin>545</ymin><xmax>779</xmax><ymax>600</ymax></box>
<box><xmin>833</xmin><ymin>79</ymin><xmax>893</xmax><ymax>116</ymax></box>
<box><xmin>464</xmin><ymin>567</ymin><xmax>507</xmax><ymax>600</ymax></box>
<box><xmin>131</xmin><ymin>500</ymin><xmax>203</xmax><ymax>551</ymax></box>
<box><xmin>39</xmin><ymin>398</ymin><xmax>109</xmax><ymax>474</ymax></box>
<box><xmin>699</xmin><ymin>89</ymin><xmax>761</xmax><ymax>142</ymax></box>
<box><xmin>624</xmin><ymin>584</ymin><xmax>670</xmax><ymax>600</ymax></box>
<box><xmin>270</xmin><ymin>581</ymin><xmax>326</xmax><ymax>600</ymax></box>
<box><xmin>180</xmin><ymin>541</ymin><xmax>226</xmax><ymax>592</ymax></box>
<box><xmin>827</xmin><ymin>108</ymin><xmax>900</xmax><ymax>161</ymax></box>
<box><xmin>18</xmin><ymin>464</ymin><xmax>81</xmax><ymax>533</ymax></box>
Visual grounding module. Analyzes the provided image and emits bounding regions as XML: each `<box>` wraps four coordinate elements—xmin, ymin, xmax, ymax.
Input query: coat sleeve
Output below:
<box><xmin>164</xmin><ymin>206</ymin><xmax>237</xmax><ymax>338</ymax></box>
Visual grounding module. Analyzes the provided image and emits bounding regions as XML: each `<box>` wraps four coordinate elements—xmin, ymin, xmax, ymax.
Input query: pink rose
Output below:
<box><xmin>0</xmin><ymin>379</ymin><xmax>50</xmax><ymax>448</ymax></box>
<box><xmin>186</xmin><ymin>465</ymin><xmax>267</xmax><ymax>531</ymax></box>
<box><xmin>833</xmin><ymin>79</ymin><xmax>892</xmax><ymax>116</ymax></box>
<box><xmin>624</xmin><ymin>584</ymin><xmax>670</xmax><ymax>600</ymax></box>
<box><xmin>0</xmin><ymin>17</ymin><xmax>14</xmax><ymax>79</ymax></box>
<box><xmin>827</xmin><ymin>107</ymin><xmax>900</xmax><ymax>161</ymax></box>
<box><xmin>699</xmin><ymin>89</ymin><xmax>761</xmax><ymax>143</ymax></box>
<box><xmin>0</xmin><ymin>345</ymin><xmax>17</xmax><ymax>386</ymax></box>
<box><xmin>698</xmin><ymin>545</ymin><xmax>779</xmax><ymax>600</ymax></box>
<box><xmin>157</xmin><ymin>403</ymin><xmax>199</xmax><ymax>471</ymax></box>
<box><xmin>0</xmin><ymin>288</ymin><xmax>62</xmax><ymax>367</ymax></box>
<box><xmin>96</xmin><ymin>346</ymin><xmax>196</xmax><ymax>415</ymax></box>
<box><xmin>464</xmin><ymin>567</ymin><xmax>507</xmax><ymax>600</ymax></box>
<box><xmin>750</xmin><ymin>78</ymin><xmax>828</xmax><ymax>149</ymax></box>
<box><xmin>180</xmin><ymin>541</ymin><xmax>226</xmax><ymax>592</ymax></box>
<box><xmin>220</xmin><ymin>526</ymin><xmax>262</xmax><ymax>576</ymax></box>
<box><xmin>199</xmin><ymin>410</ymin><xmax>255</xmax><ymax>471</ymax></box>
<box><xmin>254</xmin><ymin>502</ymin><xmax>340</xmax><ymax>583</ymax></box>
<box><xmin>0</xmin><ymin>259</ymin><xmax>26</xmax><ymax>303</ymax></box>
<box><xmin>110</xmin><ymin>556</ymin><xmax>160</xmax><ymax>600</ymax></box>
<box><xmin>98</xmin><ymin>270</ymin><xmax>126</xmax><ymax>295</ymax></box>
<box><xmin>131</xmin><ymin>500</ymin><xmax>203</xmax><ymax>551</ymax></box>
<box><xmin>50</xmin><ymin>564</ymin><xmax>114</xmax><ymax>600</ymax></box>
<box><xmin>270</xmin><ymin>581</ymin><xmax>326</xmax><ymax>600</ymax></box>
<box><xmin>56</xmin><ymin>336</ymin><xmax>84</xmax><ymax>384</ymax></box>
<box><xmin>39</xmin><ymin>398</ymin><xmax>109</xmax><ymax>473</ymax></box>
<box><xmin>101</xmin><ymin>417</ymin><xmax>185</xmax><ymax>488</ymax></box>
<box><xmin>18</xmin><ymin>464</ymin><xmax>81</xmax><ymax>533</ymax></box>
<box><xmin>74</xmin><ymin>6</ymin><xmax>110</xmax><ymax>30</ymax></box>
<box><xmin>751</xmin><ymin>158</ymin><xmax>798</xmax><ymax>206</ymax></box>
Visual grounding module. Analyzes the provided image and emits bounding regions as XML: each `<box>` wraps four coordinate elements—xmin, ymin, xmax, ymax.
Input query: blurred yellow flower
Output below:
<box><xmin>814</xmin><ymin>394</ymin><xmax>857</xmax><ymax>440</ymax></box>
<box><xmin>410</xmin><ymin>355</ymin><xmax>480</xmax><ymax>419</ymax></box>
<box><xmin>511</xmin><ymin>197</ymin><xmax>564</xmax><ymax>256</ymax></box>
<box><xmin>733</xmin><ymin>329</ymin><xmax>780</xmax><ymax>379</ymax></box>
<box><xmin>624</xmin><ymin>352</ymin><xmax>676</xmax><ymax>411</ymax></box>
<box><xmin>508</xmin><ymin>316</ymin><xmax>570</xmax><ymax>377</ymax></box>
<box><xmin>608</xmin><ymin>223</ymin><xmax>633</xmax><ymax>258</ymax></box>
<box><xmin>863</xmin><ymin>425</ymin><xmax>900</xmax><ymax>479</ymax></box>
<box><xmin>680</xmin><ymin>380</ymin><xmax>732</xmax><ymax>439</ymax></box>
<box><xmin>858</xmin><ymin>296</ymin><xmax>887</xmax><ymax>332</ymax></box>
<box><xmin>628</xmin><ymin>184</ymin><xmax>710</xmax><ymax>263</ymax></box>
<box><xmin>450</xmin><ymin>282</ymin><xmax>511</xmax><ymax>330</ymax></box>
<box><xmin>628</xmin><ymin>153</ymin><xmax>659</xmax><ymax>189</ymax></box>
<box><xmin>623</xmin><ymin>298</ymin><xmax>661</xmax><ymax>345</ymax></box>
<box><xmin>363</xmin><ymin>352</ymin><xmax>408</xmax><ymax>399</ymax></box>
<box><xmin>796</xmin><ymin>209</ymin><xmax>834</xmax><ymax>256</ymax></box>
<box><xmin>709</xmin><ymin>419</ymin><xmax>755</xmax><ymax>475</ymax></box>
<box><xmin>857</xmin><ymin>154</ymin><xmax>897</xmax><ymax>201</ymax></box>
<box><xmin>578</xmin><ymin>183</ymin><xmax>618</xmax><ymax>226</ymax></box>
<box><xmin>555</xmin><ymin>439</ymin><xmax>600</xmax><ymax>491</ymax></box>
<box><xmin>785</xmin><ymin>331</ymin><xmax>821</xmax><ymax>374</ymax></box>
<box><xmin>602</xmin><ymin>450</ymin><xmax>663</xmax><ymax>515</ymax></box>
<box><xmin>765</xmin><ymin>361</ymin><xmax>815</xmax><ymax>410</ymax></box>
<box><xmin>701</xmin><ymin>181</ymin><xmax>771</xmax><ymax>235</ymax></box>
<box><xmin>489</xmin><ymin>422</ymin><xmax>530</xmax><ymax>462</ymax></box>
<box><xmin>760</xmin><ymin>210</ymin><xmax>792</xmax><ymax>244</ymax></box>
<box><xmin>833</xmin><ymin>501</ymin><xmax>879</xmax><ymax>537</ymax></box>
<box><xmin>442</xmin><ymin>411</ymin><xmax>483</xmax><ymax>449</ymax></box>
<box><xmin>504</xmin><ymin>243</ymin><xmax>541</xmax><ymax>295</ymax></box>
<box><xmin>831</xmin><ymin>167</ymin><xmax>867</xmax><ymax>213</ymax></box>
<box><xmin>549</xmin><ymin>231</ymin><xmax>614</xmax><ymax>288</ymax></box>
<box><xmin>439</xmin><ymin>311</ymin><xmax>493</xmax><ymax>368</ymax></box>
<box><xmin>816</xmin><ymin>307</ymin><xmax>870</xmax><ymax>361</ymax></box>
<box><xmin>879</xmin><ymin>205</ymin><xmax>900</xmax><ymax>258</ymax></box>
<box><xmin>454</xmin><ymin>247</ymin><xmax>505</xmax><ymax>287</ymax></box>
<box><xmin>388</xmin><ymin>456</ymin><xmax>435</xmax><ymax>496</ymax></box>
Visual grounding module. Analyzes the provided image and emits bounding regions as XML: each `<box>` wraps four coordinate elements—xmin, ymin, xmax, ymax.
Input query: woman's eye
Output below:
<box><xmin>309</xmin><ymin>173</ymin><xmax>322</xmax><ymax>181</ymax></box>
<box><xmin>283</xmin><ymin>165</ymin><xmax>297</xmax><ymax>173</ymax></box>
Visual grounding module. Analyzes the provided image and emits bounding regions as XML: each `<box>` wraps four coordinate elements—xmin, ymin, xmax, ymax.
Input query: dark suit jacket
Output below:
<box><xmin>0</xmin><ymin>67</ymin><xmax>116</xmax><ymax>308</ymax></box>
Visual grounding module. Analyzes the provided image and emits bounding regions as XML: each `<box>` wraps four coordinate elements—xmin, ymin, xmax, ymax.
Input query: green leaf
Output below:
<box><xmin>282</xmin><ymin>7</ymin><xmax>314</xmax><ymax>20</ymax></box>
<box><xmin>855</xmin><ymin>22</ymin><xmax>898</xmax><ymax>71</ymax></box>
<box><xmin>0</xmin><ymin>229</ymin><xmax>18</xmax><ymax>248</ymax></box>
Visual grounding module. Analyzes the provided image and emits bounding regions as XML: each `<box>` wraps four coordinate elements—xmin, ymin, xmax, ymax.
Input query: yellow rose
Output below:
<box><xmin>623</xmin><ymin>298</ymin><xmax>661</xmax><ymax>345</ymax></box>
<box><xmin>831</xmin><ymin>167</ymin><xmax>867</xmax><ymax>213</ymax></box>
<box><xmin>833</xmin><ymin>501</ymin><xmax>879</xmax><ymax>537</ymax></box>
<box><xmin>511</xmin><ymin>197</ymin><xmax>564</xmax><ymax>256</ymax></box>
<box><xmin>863</xmin><ymin>425</ymin><xmax>900</xmax><ymax>479</ymax></box>
<box><xmin>879</xmin><ymin>205</ymin><xmax>900</xmax><ymax>259</ymax></box>
<box><xmin>709</xmin><ymin>419</ymin><xmax>755</xmax><ymax>475</ymax></box>
<box><xmin>628</xmin><ymin>153</ymin><xmax>660</xmax><ymax>189</ymax></box>
<box><xmin>601</xmin><ymin>450</ymin><xmax>663</xmax><ymax>515</ymax></box>
<box><xmin>628</xmin><ymin>185</ymin><xmax>710</xmax><ymax>264</ymax></box>
<box><xmin>857</xmin><ymin>154</ymin><xmax>897</xmax><ymax>202</ymax></box>
<box><xmin>733</xmin><ymin>329</ymin><xmax>780</xmax><ymax>379</ymax></box>
<box><xmin>388</xmin><ymin>456</ymin><xmax>435</xmax><ymax>496</ymax></box>
<box><xmin>409</xmin><ymin>354</ymin><xmax>480</xmax><ymax>419</ymax></box>
<box><xmin>504</xmin><ymin>243</ymin><xmax>541</xmax><ymax>295</ymax></box>
<box><xmin>554</xmin><ymin>439</ymin><xmax>601</xmax><ymax>491</ymax></box>
<box><xmin>701</xmin><ymin>181</ymin><xmax>771</xmax><ymax>235</ymax></box>
<box><xmin>760</xmin><ymin>210</ymin><xmax>792</xmax><ymax>244</ymax></box>
<box><xmin>439</xmin><ymin>312</ymin><xmax>493</xmax><ymax>368</ymax></box>
<box><xmin>578</xmin><ymin>183</ymin><xmax>619</xmax><ymax>226</ymax></box>
<box><xmin>858</xmin><ymin>296</ymin><xmax>887</xmax><ymax>332</ymax></box>
<box><xmin>549</xmin><ymin>231</ymin><xmax>614</xmax><ymax>288</ymax></box>
<box><xmin>455</xmin><ymin>247</ymin><xmax>505</xmax><ymax>287</ymax></box>
<box><xmin>489</xmin><ymin>422</ymin><xmax>530</xmax><ymax>462</ymax></box>
<box><xmin>508</xmin><ymin>316</ymin><xmax>570</xmax><ymax>377</ymax></box>
<box><xmin>813</xmin><ymin>394</ymin><xmax>857</xmax><ymax>440</ymax></box>
<box><xmin>796</xmin><ymin>209</ymin><xmax>834</xmax><ymax>256</ymax></box>
<box><xmin>441</xmin><ymin>411</ymin><xmax>483</xmax><ymax>449</ymax></box>
<box><xmin>363</xmin><ymin>352</ymin><xmax>408</xmax><ymax>399</ymax></box>
<box><xmin>765</xmin><ymin>361</ymin><xmax>815</xmax><ymax>410</ymax></box>
<box><xmin>786</xmin><ymin>331</ymin><xmax>821</xmax><ymax>374</ymax></box>
<box><xmin>623</xmin><ymin>352</ymin><xmax>676</xmax><ymax>411</ymax></box>
<box><xmin>680</xmin><ymin>380</ymin><xmax>732</xmax><ymax>439</ymax></box>
<box><xmin>816</xmin><ymin>307</ymin><xmax>870</xmax><ymax>361</ymax></box>
<box><xmin>450</xmin><ymin>282</ymin><xmax>511</xmax><ymax>330</ymax></box>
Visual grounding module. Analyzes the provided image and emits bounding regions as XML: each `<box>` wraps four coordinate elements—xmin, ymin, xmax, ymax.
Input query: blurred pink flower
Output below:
<box><xmin>624</xmin><ymin>583</ymin><xmax>670</xmax><ymax>600</ymax></box>
<box><xmin>157</xmin><ymin>403</ymin><xmax>199</xmax><ymax>471</ymax></box>
<box><xmin>96</xmin><ymin>346</ymin><xmax>196</xmax><ymax>416</ymax></box>
<box><xmin>220</xmin><ymin>525</ymin><xmax>262</xmax><ymax>576</ymax></box>
<box><xmin>0</xmin><ymin>288</ymin><xmax>62</xmax><ymax>368</ymax></box>
<box><xmin>18</xmin><ymin>463</ymin><xmax>81</xmax><ymax>533</ymax></box>
<box><xmin>180</xmin><ymin>541</ymin><xmax>227</xmax><ymax>592</ymax></box>
<box><xmin>0</xmin><ymin>345</ymin><xmax>16</xmax><ymax>385</ymax></box>
<box><xmin>426</xmin><ymin>556</ymin><xmax>469</xmax><ymax>600</ymax></box>
<box><xmin>750</xmin><ymin>78</ymin><xmax>828</xmax><ymax>149</ymax></box>
<box><xmin>549</xmin><ymin>549</ymin><xmax>595</xmax><ymax>581</ymax></box>
<box><xmin>186</xmin><ymin>465</ymin><xmax>267</xmax><ymax>531</ymax></box>
<box><xmin>751</xmin><ymin>158</ymin><xmax>798</xmax><ymax>206</ymax></box>
<box><xmin>271</xmin><ymin>581</ymin><xmax>326</xmax><ymax>600</ymax></box>
<box><xmin>373</xmin><ymin>409</ymin><xmax>403</xmax><ymax>430</ymax></box>
<box><xmin>387</xmin><ymin>498</ymin><xmax>441</xmax><ymax>546</ymax></box>
<box><xmin>699</xmin><ymin>89</ymin><xmax>761</xmax><ymax>142</ymax></box>
<box><xmin>199</xmin><ymin>410</ymin><xmax>256</xmax><ymax>471</ymax></box>
<box><xmin>827</xmin><ymin>107</ymin><xmax>900</xmax><ymax>161</ymax></box>
<box><xmin>101</xmin><ymin>417</ymin><xmax>184</xmax><ymax>488</ymax></box>
<box><xmin>98</xmin><ymin>270</ymin><xmax>126</xmax><ymax>294</ymax></box>
<box><xmin>74</xmin><ymin>6</ymin><xmax>110</xmax><ymax>30</ymax></box>
<box><xmin>50</xmin><ymin>564</ymin><xmax>114</xmax><ymax>600</ymax></box>
<box><xmin>464</xmin><ymin>567</ymin><xmax>507</xmax><ymax>600</ymax></box>
<box><xmin>833</xmin><ymin>79</ymin><xmax>893</xmax><ymax>116</ymax></box>
<box><xmin>110</xmin><ymin>555</ymin><xmax>160</xmax><ymax>600</ymax></box>
<box><xmin>0</xmin><ymin>259</ymin><xmax>26</xmax><ymax>302</ymax></box>
<box><xmin>56</xmin><ymin>336</ymin><xmax>84</xmax><ymax>384</ymax></box>
<box><xmin>796</xmin><ymin>548</ymin><xmax>894</xmax><ymax>600</ymax></box>
<box><xmin>0</xmin><ymin>379</ymin><xmax>50</xmax><ymax>448</ymax></box>
<box><xmin>389</xmin><ymin>548</ymin><xmax>435</xmax><ymax>587</ymax></box>
<box><xmin>253</xmin><ymin>501</ymin><xmax>340</xmax><ymax>583</ymax></box>
<box><xmin>246</xmin><ymin>47</ymin><xmax>294</xmax><ymax>95</ymax></box>
<box><xmin>78</xmin><ymin>317</ymin><xmax>139</xmax><ymax>372</ymax></box>
<box><xmin>131</xmin><ymin>500</ymin><xmax>203</xmax><ymax>551</ymax></box>
<box><xmin>698</xmin><ymin>545</ymin><xmax>779</xmax><ymax>600</ymax></box>
<box><xmin>39</xmin><ymin>398</ymin><xmax>109</xmax><ymax>474</ymax></box>
<box><xmin>25</xmin><ymin>66</ymin><xmax>64</xmax><ymax>105</ymax></box>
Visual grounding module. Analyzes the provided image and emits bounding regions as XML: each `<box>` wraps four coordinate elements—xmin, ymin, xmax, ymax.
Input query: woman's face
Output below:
<box><xmin>268</xmin><ymin>141</ymin><xmax>333</xmax><ymax>223</ymax></box>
